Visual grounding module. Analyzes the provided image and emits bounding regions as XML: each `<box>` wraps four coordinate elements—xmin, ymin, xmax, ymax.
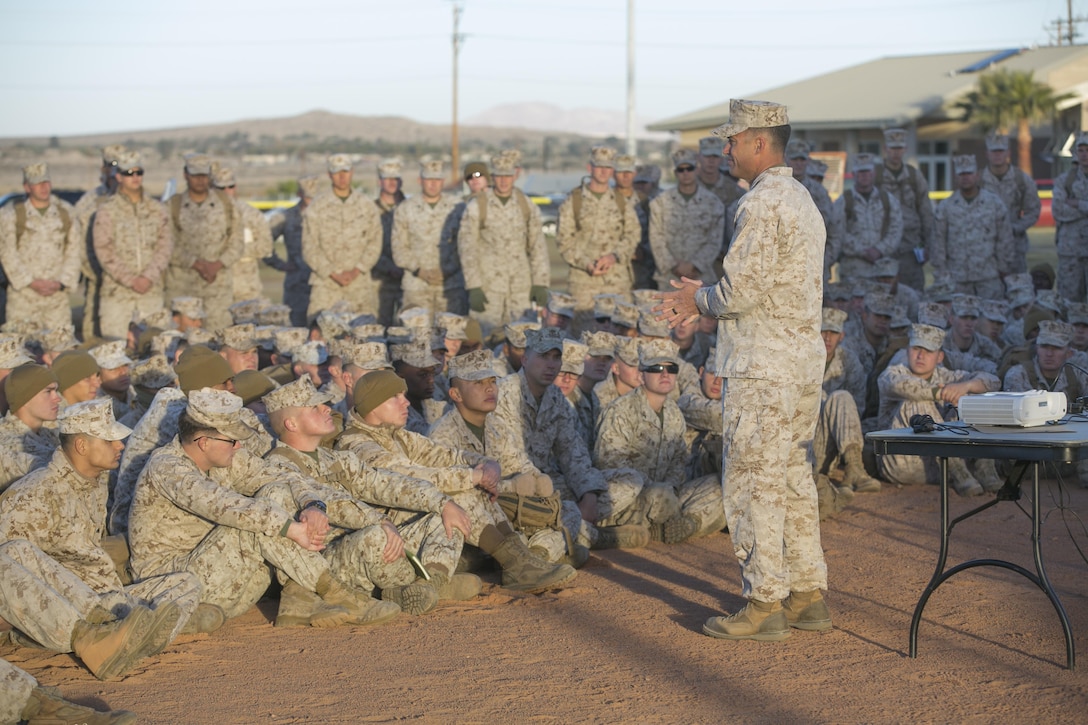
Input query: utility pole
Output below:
<box><xmin>452</xmin><ymin>1</ymin><xmax>464</xmax><ymax>184</ymax></box>
<box><xmin>1044</xmin><ymin>4</ymin><xmax>1086</xmax><ymax>46</ymax></box>
<box><xmin>626</xmin><ymin>0</ymin><xmax>636</xmax><ymax>157</ymax></box>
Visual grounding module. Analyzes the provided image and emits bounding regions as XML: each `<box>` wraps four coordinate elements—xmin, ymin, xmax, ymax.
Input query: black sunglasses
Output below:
<box><xmin>641</xmin><ymin>363</ymin><xmax>679</xmax><ymax>374</ymax></box>
<box><xmin>118</xmin><ymin>168</ymin><xmax>144</xmax><ymax>177</ymax></box>
<box><xmin>675</xmin><ymin>165</ymin><xmax>696</xmax><ymax>173</ymax></box>
<box><xmin>464</xmin><ymin>171</ymin><xmax>484</xmax><ymax>181</ymax></box>
<box><xmin>198</xmin><ymin>435</ymin><xmax>239</xmax><ymax>446</ymax></box>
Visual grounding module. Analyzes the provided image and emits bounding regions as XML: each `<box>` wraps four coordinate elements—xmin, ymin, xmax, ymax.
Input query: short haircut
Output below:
<box><xmin>761</xmin><ymin>124</ymin><xmax>792</xmax><ymax>153</ymax></box>
<box><xmin>177</xmin><ymin>410</ymin><xmax>215</xmax><ymax>444</ymax></box>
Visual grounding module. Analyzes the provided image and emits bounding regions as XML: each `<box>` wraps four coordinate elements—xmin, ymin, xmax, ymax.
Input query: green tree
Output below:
<box><xmin>955</xmin><ymin>68</ymin><xmax>1072</xmax><ymax>177</ymax></box>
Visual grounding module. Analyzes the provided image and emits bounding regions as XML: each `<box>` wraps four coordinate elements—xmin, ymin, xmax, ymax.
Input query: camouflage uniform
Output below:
<box><xmin>944</xmin><ymin>329</ymin><xmax>1002</xmax><ymax>366</ymax></box>
<box><xmin>931</xmin><ymin>190</ymin><xmax>1016</xmax><ymax>299</ymax></box>
<box><xmin>92</xmin><ymin>191</ymin><xmax>173</xmax><ymax>339</ymax></box>
<box><xmin>0</xmin><ymin>197</ymin><xmax>81</xmax><ymax>331</ymax></box>
<box><xmin>1004</xmin><ymin>358</ymin><xmax>1088</xmax><ymax>396</ymax></box>
<box><xmin>876</xmin><ymin>363</ymin><xmax>999</xmax><ymax>484</ymax></box>
<box><xmin>814</xmin><ymin>346</ymin><xmax>867</xmax><ymax>477</ymax></box>
<box><xmin>428</xmin><ymin>407</ymin><xmax>586</xmax><ymax>560</ymax></box>
<box><xmin>128</xmin><ymin>440</ymin><xmax>334</xmax><ymax>619</ymax></box>
<box><xmin>594</xmin><ymin>387</ymin><xmax>723</xmax><ymax>537</ymax></box>
<box><xmin>875</xmin><ymin>163</ymin><xmax>935</xmax><ymax>291</ymax></box>
<box><xmin>826</xmin><ymin>188</ymin><xmax>904</xmax><ymax>282</ymax></box>
<box><xmin>165</xmin><ymin>191</ymin><xmax>244</xmax><ymax>331</ymax></box>
<box><xmin>556</xmin><ymin>183</ymin><xmax>640</xmax><ymax>330</ymax></box>
<box><xmin>701</xmin><ymin>173</ymin><xmax>746</xmax><ymax>212</ymax></box>
<box><xmin>0</xmin><ymin>538</ymin><xmax>136</xmax><ymax>654</ymax></box>
<box><xmin>374</xmin><ymin>193</ymin><xmax>405</xmax><ymax>326</ymax></box>
<box><xmin>458</xmin><ymin>190</ymin><xmax>549</xmax><ymax>339</ymax></box>
<box><xmin>72</xmin><ymin>183</ymin><xmax>111</xmax><ymax>339</ymax></box>
<box><xmin>303</xmin><ymin>191</ymin><xmax>383</xmax><ymax>320</ymax></box>
<box><xmin>109</xmin><ymin>387</ymin><xmax>272</xmax><ymax>536</ymax></box>
<box><xmin>0</xmin><ymin>449</ymin><xmax>201</xmax><ymax>641</ymax></box>
<box><xmin>268</xmin><ymin>202</ymin><xmax>312</xmax><ymax>327</ymax></box>
<box><xmin>336</xmin><ymin>413</ymin><xmax>510</xmax><ymax>548</ymax></box>
<box><xmin>694</xmin><ymin>165</ymin><xmax>827</xmax><ymax>603</ymax></box>
<box><xmin>677</xmin><ymin>380</ymin><xmax>723</xmax><ymax>480</ymax></box>
<box><xmin>979</xmin><ymin>166</ymin><xmax>1040</xmax><ymax>275</ymax></box>
<box><xmin>800</xmin><ymin>176</ymin><xmax>833</xmax><ymax>232</ymax></box>
<box><xmin>0</xmin><ymin>413</ymin><xmax>59</xmax><ymax>491</ymax></box>
<box><xmin>0</xmin><ymin>658</ymin><xmax>34</xmax><ymax>723</ymax></box>
<box><xmin>648</xmin><ymin>186</ymin><xmax>725</xmax><ymax>289</ymax></box>
<box><xmin>1052</xmin><ymin>166</ymin><xmax>1088</xmax><ymax>300</ymax></box>
<box><xmin>263</xmin><ymin>442</ymin><xmax>455</xmax><ymax>594</ymax></box>
<box><xmin>232</xmin><ymin>199</ymin><xmax>274</xmax><ymax>302</ymax></box>
<box><xmin>391</xmin><ymin>193</ymin><xmax>465</xmax><ymax>314</ymax></box>
<box><xmin>492</xmin><ymin>370</ymin><xmax>644</xmax><ymax>526</ymax></box>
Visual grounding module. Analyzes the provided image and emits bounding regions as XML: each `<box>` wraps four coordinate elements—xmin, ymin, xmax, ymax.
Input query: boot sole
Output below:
<box><xmin>787</xmin><ymin>619</ymin><xmax>833</xmax><ymax>631</ymax></box>
<box><xmin>701</xmin><ymin>622</ymin><xmax>791</xmax><ymax>641</ymax></box>
<box><xmin>381</xmin><ymin>584</ymin><xmax>439</xmax><ymax>616</ymax></box>
<box><xmin>89</xmin><ymin>606</ymin><xmax>167</xmax><ymax>680</ymax></box>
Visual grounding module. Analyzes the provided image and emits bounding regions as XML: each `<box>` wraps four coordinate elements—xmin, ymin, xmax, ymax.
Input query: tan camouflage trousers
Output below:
<box><xmin>814</xmin><ymin>390</ymin><xmax>866</xmax><ymax>475</ymax></box>
<box><xmin>308</xmin><ymin>275</ymin><xmax>379</xmax><ymax>322</ymax></box>
<box><xmin>323</xmin><ymin>525</ymin><xmax>414</xmax><ymax>594</ymax></box>
<box><xmin>174</xmin><ymin>484</ymin><xmax>330</xmax><ymax>620</ymax></box>
<box><xmin>0</xmin><ymin>658</ymin><xmax>35</xmax><ymax>723</ymax></box>
<box><xmin>719</xmin><ymin>379</ymin><xmax>828</xmax><ymax>602</ymax></box>
<box><xmin>380</xmin><ymin>510</ymin><xmax>464</xmax><ymax>578</ymax></box>
<box><xmin>952</xmin><ymin>277</ymin><xmax>1004</xmax><ymax>300</ymax></box>
<box><xmin>97</xmin><ymin>277</ymin><xmax>166</xmax><ymax>340</ymax></box>
<box><xmin>0</xmin><ymin>539</ymin><xmax>104</xmax><ymax>652</ymax></box>
<box><xmin>1057</xmin><ymin>255</ymin><xmax>1088</xmax><ymax>304</ymax></box>
<box><xmin>165</xmin><ymin>264</ymin><xmax>234</xmax><ymax>331</ymax></box>
<box><xmin>470</xmin><ymin>288</ymin><xmax>532</xmax><ymax>343</ymax></box>
<box><xmin>5</xmin><ymin>287</ymin><xmax>72</xmax><ymax>332</ymax></box>
<box><xmin>232</xmin><ymin>257</ymin><xmax>263</xmax><ymax>302</ymax></box>
<box><xmin>401</xmin><ymin>283</ymin><xmax>468</xmax><ymax>317</ymax></box>
<box><xmin>551</xmin><ymin>467</ymin><xmax>644</xmax><ymax>529</ymax></box>
<box><xmin>878</xmin><ymin>400</ymin><xmax>963</xmax><ymax>486</ymax></box>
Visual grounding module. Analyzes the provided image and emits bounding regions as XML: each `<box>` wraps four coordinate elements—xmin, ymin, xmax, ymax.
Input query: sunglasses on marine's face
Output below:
<box><xmin>675</xmin><ymin>165</ymin><xmax>696</xmax><ymax>173</ymax></box>
<box><xmin>118</xmin><ymin>168</ymin><xmax>144</xmax><ymax>177</ymax></box>
<box><xmin>641</xmin><ymin>363</ymin><xmax>679</xmax><ymax>375</ymax></box>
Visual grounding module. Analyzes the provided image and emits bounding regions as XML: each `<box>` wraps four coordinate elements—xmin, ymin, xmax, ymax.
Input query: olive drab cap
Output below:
<box><xmin>5</xmin><ymin>364</ymin><xmax>57</xmax><ymax>414</ymax></box>
<box><xmin>353</xmin><ymin>369</ymin><xmax>408</xmax><ymax>417</ymax></box>
<box><xmin>52</xmin><ymin>351</ymin><xmax>99</xmax><ymax>392</ymax></box>
<box><xmin>187</xmin><ymin>388</ymin><xmax>255</xmax><ymax>440</ymax></box>
<box><xmin>175</xmin><ymin>345</ymin><xmax>234</xmax><ymax>394</ymax></box>
<box><xmin>232</xmin><ymin>370</ymin><xmax>278</xmax><ymax>406</ymax></box>
<box><xmin>712</xmin><ymin>99</ymin><xmax>789</xmax><ymax>139</ymax></box>
<box><xmin>448</xmin><ymin>349</ymin><xmax>498</xmax><ymax>382</ymax></box>
<box><xmin>58</xmin><ymin>398</ymin><xmax>131</xmax><ymax>440</ymax></box>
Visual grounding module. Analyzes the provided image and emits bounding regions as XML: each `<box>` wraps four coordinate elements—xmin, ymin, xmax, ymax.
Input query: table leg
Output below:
<box><xmin>910</xmin><ymin>457</ymin><xmax>950</xmax><ymax>658</ymax></box>
<box><xmin>1029</xmin><ymin>463</ymin><xmax>1076</xmax><ymax>670</ymax></box>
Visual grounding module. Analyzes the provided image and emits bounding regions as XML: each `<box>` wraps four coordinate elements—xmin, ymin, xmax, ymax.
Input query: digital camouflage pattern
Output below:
<box><xmin>648</xmin><ymin>185</ymin><xmax>725</xmax><ymax>289</ymax></box>
<box><xmin>931</xmin><ymin>188</ymin><xmax>1016</xmax><ymax>298</ymax></box>
<box><xmin>302</xmin><ymin>190</ymin><xmax>383</xmax><ymax>318</ymax></box>
<box><xmin>0</xmin><ymin>413</ymin><xmax>59</xmax><ymax>492</ymax></box>
<box><xmin>232</xmin><ymin>199</ymin><xmax>274</xmax><ymax>302</ymax></box>
<box><xmin>826</xmin><ymin>187</ymin><xmax>904</xmax><ymax>282</ymax></box>
<box><xmin>92</xmin><ymin>191</ymin><xmax>171</xmax><ymax>339</ymax></box>
<box><xmin>391</xmin><ymin>193</ymin><xmax>465</xmax><ymax>314</ymax></box>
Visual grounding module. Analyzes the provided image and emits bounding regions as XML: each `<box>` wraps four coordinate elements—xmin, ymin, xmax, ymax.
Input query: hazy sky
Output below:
<box><xmin>0</xmin><ymin>0</ymin><xmax>1068</xmax><ymax>138</ymax></box>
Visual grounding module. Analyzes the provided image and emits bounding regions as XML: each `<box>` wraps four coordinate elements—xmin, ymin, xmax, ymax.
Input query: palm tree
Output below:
<box><xmin>955</xmin><ymin>68</ymin><xmax>1072</xmax><ymax>177</ymax></box>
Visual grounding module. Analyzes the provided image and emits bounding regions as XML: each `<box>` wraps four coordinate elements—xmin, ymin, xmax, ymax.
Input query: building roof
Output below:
<box><xmin>649</xmin><ymin>45</ymin><xmax>1088</xmax><ymax>133</ymax></box>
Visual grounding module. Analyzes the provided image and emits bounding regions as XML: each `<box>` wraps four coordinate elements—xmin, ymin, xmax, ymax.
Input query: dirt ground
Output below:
<box><xmin>4</xmin><ymin>474</ymin><xmax>1088</xmax><ymax>724</ymax></box>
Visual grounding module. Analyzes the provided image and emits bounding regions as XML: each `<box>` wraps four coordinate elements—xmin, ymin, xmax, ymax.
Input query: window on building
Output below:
<box><xmin>918</xmin><ymin>141</ymin><xmax>951</xmax><ymax>191</ymax></box>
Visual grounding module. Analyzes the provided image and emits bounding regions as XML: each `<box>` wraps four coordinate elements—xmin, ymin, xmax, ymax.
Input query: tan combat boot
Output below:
<box><xmin>380</xmin><ymin>578</ymin><xmax>440</xmax><ymax>615</ymax></box>
<box><xmin>661</xmin><ymin>513</ymin><xmax>700</xmax><ymax>544</ymax></box>
<box><xmin>427</xmin><ymin>566</ymin><xmax>483</xmax><ymax>601</ymax></box>
<box><xmin>972</xmin><ymin>458</ymin><xmax>1004</xmax><ymax>493</ymax></box>
<box><xmin>842</xmin><ymin>445</ymin><xmax>882</xmax><ymax>493</ymax></box>
<box><xmin>275</xmin><ymin>580</ymin><xmax>351</xmax><ymax>628</ymax></box>
<box><xmin>316</xmin><ymin>572</ymin><xmax>401</xmax><ymax>626</ymax></box>
<box><xmin>21</xmin><ymin>686</ymin><xmax>137</xmax><ymax>725</ymax></box>
<box><xmin>178</xmin><ymin>603</ymin><xmax>226</xmax><ymax>635</ymax></box>
<box><xmin>948</xmin><ymin>458</ymin><xmax>984</xmax><ymax>497</ymax></box>
<box><xmin>782</xmin><ymin>589</ymin><xmax>833</xmax><ymax>631</ymax></box>
<box><xmin>491</xmin><ymin>535</ymin><xmax>577</xmax><ymax>593</ymax></box>
<box><xmin>703</xmin><ymin>599</ymin><xmax>790</xmax><ymax>641</ymax></box>
<box><xmin>593</xmin><ymin>523</ymin><xmax>651</xmax><ymax>550</ymax></box>
<box><xmin>71</xmin><ymin>602</ymin><xmax>180</xmax><ymax>680</ymax></box>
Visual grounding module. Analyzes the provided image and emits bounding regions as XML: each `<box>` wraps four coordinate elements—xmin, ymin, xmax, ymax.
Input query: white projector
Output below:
<box><xmin>958</xmin><ymin>390</ymin><xmax>1067</xmax><ymax>427</ymax></box>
